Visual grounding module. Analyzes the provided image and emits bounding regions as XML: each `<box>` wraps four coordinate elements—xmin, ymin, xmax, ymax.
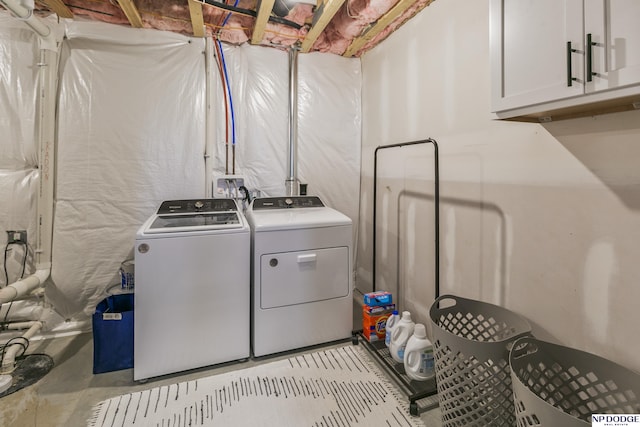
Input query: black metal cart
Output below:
<box><xmin>352</xmin><ymin>332</ymin><xmax>438</xmax><ymax>416</ymax></box>
<box><xmin>358</xmin><ymin>138</ymin><xmax>441</xmax><ymax>416</ymax></box>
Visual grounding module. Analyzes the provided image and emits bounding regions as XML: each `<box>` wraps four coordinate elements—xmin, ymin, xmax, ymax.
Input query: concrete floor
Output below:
<box><xmin>0</xmin><ymin>333</ymin><xmax>442</xmax><ymax>426</ymax></box>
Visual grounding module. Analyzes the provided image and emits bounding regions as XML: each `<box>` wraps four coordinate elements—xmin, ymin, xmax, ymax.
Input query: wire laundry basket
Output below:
<box><xmin>509</xmin><ymin>336</ymin><xmax>640</xmax><ymax>427</ymax></box>
<box><xmin>429</xmin><ymin>294</ymin><xmax>532</xmax><ymax>426</ymax></box>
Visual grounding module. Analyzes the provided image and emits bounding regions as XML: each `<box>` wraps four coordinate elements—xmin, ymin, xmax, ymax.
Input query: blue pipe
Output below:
<box><xmin>217</xmin><ymin>39</ymin><xmax>236</xmax><ymax>146</ymax></box>
<box><xmin>221</xmin><ymin>0</ymin><xmax>239</xmax><ymax>29</ymax></box>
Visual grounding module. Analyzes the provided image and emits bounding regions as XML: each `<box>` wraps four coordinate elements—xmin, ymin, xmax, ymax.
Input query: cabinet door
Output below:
<box><xmin>585</xmin><ymin>0</ymin><xmax>640</xmax><ymax>93</ymax></box>
<box><xmin>491</xmin><ymin>0</ymin><xmax>584</xmax><ymax>112</ymax></box>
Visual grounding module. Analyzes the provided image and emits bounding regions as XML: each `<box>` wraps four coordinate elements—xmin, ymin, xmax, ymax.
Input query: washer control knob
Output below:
<box><xmin>194</xmin><ymin>200</ymin><xmax>204</xmax><ymax>210</ymax></box>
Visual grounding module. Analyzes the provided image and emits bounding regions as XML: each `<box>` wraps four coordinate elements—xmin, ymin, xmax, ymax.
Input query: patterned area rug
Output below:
<box><xmin>89</xmin><ymin>345</ymin><xmax>426</xmax><ymax>427</ymax></box>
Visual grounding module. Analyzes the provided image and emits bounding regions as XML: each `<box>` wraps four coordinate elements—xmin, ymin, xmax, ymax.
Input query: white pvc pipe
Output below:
<box><xmin>0</xmin><ymin>0</ymin><xmax>51</xmax><ymax>39</ymax></box>
<box><xmin>0</xmin><ymin>301</ymin><xmax>43</xmax><ymax>323</ymax></box>
<box><xmin>34</xmin><ymin>47</ymin><xmax>57</xmax><ymax>269</ymax></box>
<box><xmin>3</xmin><ymin>321</ymin><xmax>40</xmax><ymax>331</ymax></box>
<box><xmin>0</xmin><ymin>321</ymin><xmax>43</xmax><ymax>373</ymax></box>
<box><xmin>0</xmin><ymin>269</ymin><xmax>49</xmax><ymax>304</ymax></box>
<box><xmin>0</xmin><ymin>32</ymin><xmax>56</xmax><ymax>311</ymax></box>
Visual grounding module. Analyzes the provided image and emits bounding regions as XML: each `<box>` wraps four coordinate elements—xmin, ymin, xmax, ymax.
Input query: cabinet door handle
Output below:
<box><xmin>586</xmin><ymin>33</ymin><xmax>595</xmax><ymax>82</ymax></box>
<box><xmin>566</xmin><ymin>42</ymin><xmax>578</xmax><ymax>87</ymax></box>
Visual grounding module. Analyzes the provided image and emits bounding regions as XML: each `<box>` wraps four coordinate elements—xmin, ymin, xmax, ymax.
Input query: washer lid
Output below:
<box><xmin>145</xmin><ymin>212</ymin><xmax>243</xmax><ymax>234</ymax></box>
<box><xmin>142</xmin><ymin>198</ymin><xmax>245</xmax><ymax>234</ymax></box>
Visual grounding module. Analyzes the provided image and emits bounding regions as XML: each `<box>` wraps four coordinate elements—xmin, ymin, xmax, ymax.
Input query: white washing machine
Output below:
<box><xmin>134</xmin><ymin>199</ymin><xmax>250</xmax><ymax>381</ymax></box>
<box><xmin>245</xmin><ymin>196</ymin><xmax>353</xmax><ymax>357</ymax></box>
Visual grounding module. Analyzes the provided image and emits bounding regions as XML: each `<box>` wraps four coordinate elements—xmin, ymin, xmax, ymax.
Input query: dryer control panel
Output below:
<box><xmin>252</xmin><ymin>196</ymin><xmax>325</xmax><ymax>210</ymax></box>
<box><xmin>157</xmin><ymin>199</ymin><xmax>237</xmax><ymax>214</ymax></box>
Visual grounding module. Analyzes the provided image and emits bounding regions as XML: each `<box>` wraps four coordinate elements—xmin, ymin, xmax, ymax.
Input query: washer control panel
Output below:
<box><xmin>157</xmin><ymin>199</ymin><xmax>237</xmax><ymax>214</ymax></box>
<box><xmin>252</xmin><ymin>196</ymin><xmax>325</xmax><ymax>210</ymax></box>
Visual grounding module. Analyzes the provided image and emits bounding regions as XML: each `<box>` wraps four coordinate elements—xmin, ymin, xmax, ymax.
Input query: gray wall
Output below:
<box><xmin>358</xmin><ymin>0</ymin><xmax>640</xmax><ymax>374</ymax></box>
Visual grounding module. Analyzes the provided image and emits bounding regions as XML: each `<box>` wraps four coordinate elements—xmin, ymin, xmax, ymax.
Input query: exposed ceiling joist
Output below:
<box><xmin>251</xmin><ymin>0</ymin><xmax>276</xmax><ymax>44</ymax></box>
<box><xmin>22</xmin><ymin>0</ymin><xmax>435</xmax><ymax>57</ymax></box>
<box><xmin>188</xmin><ymin>0</ymin><xmax>205</xmax><ymax>37</ymax></box>
<box><xmin>343</xmin><ymin>0</ymin><xmax>417</xmax><ymax>57</ymax></box>
<box><xmin>300</xmin><ymin>0</ymin><xmax>346</xmax><ymax>53</ymax></box>
<box><xmin>116</xmin><ymin>0</ymin><xmax>143</xmax><ymax>28</ymax></box>
<box><xmin>40</xmin><ymin>0</ymin><xmax>74</xmax><ymax>18</ymax></box>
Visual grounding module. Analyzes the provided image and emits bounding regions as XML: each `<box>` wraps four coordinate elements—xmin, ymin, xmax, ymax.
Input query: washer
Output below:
<box><xmin>246</xmin><ymin>196</ymin><xmax>353</xmax><ymax>357</ymax></box>
<box><xmin>134</xmin><ymin>199</ymin><xmax>250</xmax><ymax>381</ymax></box>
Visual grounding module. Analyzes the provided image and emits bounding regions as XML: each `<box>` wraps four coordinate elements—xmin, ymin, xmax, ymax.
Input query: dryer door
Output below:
<box><xmin>260</xmin><ymin>246</ymin><xmax>349</xmax><ymax>309</ymax></box>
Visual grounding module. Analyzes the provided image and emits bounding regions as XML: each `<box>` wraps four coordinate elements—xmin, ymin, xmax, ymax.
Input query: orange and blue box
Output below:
<box><xmin>362</xmin><ymin>303</ymin><xmax>396</xmax><ymax>342</ymax></box>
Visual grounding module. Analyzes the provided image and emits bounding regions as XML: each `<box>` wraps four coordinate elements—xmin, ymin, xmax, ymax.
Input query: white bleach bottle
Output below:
<box><xmin>403</xmin><ymin>323</ymin><xmax>435</xmax><ymax>381</ymax></box>
<box><xmin>385</xmin><ymin>310</ymin><xmax>399</xmax><ymax>348</ymax></box>
<box><xmin>389</xmin><ymin>311</ymin><xmax>415</xmax><ymax>363</ymax></box>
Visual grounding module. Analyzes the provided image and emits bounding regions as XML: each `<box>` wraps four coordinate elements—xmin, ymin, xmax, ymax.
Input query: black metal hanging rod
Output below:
<box><xmin>372</xmin><ymin>138</ymin><xmax>440</xmax><ymax>300</ymax></box>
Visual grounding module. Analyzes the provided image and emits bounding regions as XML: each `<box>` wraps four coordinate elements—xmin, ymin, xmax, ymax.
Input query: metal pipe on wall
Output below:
<box><xmin>204</xmin><ymin>37</ymin><xmax>215</xmax><ymax>197</ymax></box>
<box><xmin>285</xmin><ymin>47</ymin><xmax>299</xmax><ymax>197</ymax></box>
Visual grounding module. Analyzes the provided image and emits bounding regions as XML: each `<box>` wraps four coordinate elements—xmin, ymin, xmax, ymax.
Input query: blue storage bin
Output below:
<box><xmin>92</xmin><ymin>293</ymin><xmax>134</xmax><ymax>374</ymax></box>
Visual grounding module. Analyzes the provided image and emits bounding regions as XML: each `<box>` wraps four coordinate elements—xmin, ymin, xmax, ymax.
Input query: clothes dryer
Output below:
<box><xmin>134</xmin><ymin>199</ymin><xmax>249</xmax><ymax>381</ymax></box>
<box><xmin>245</xmin><ymin>196</ymin><xmax>352</xmax><ymax>357</ymax></box>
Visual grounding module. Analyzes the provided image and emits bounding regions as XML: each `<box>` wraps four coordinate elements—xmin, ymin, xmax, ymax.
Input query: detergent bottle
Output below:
<box><xmin>385</xmin><ymin>310</ymin><xmax>399</xmax><ymax>348</ymax></box>
<box><xmin>389</xmin><ymin>311</ymin><xmax>415</xmax><ymax>363</ymax></box>
<box><xmin>403</xmin><ymin>323</ymin><xmax>435</xmax><ymax>381</ymax></box>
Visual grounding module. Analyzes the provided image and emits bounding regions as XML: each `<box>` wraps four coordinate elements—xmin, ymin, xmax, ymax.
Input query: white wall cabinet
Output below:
<box><xmin>491</xmin><ymin>0</ymin><xmax>640</xmax><ymax>121</ymax></box>
<box><xmin>585</xmin><ymin>0</ymin><xmax>640</xmax><ymax>93</ymax></box>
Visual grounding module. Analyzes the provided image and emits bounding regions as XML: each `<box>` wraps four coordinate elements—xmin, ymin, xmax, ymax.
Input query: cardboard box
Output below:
<box><xmin>363</xmin><ymin>291</ymin><xmax>392</xmax><ymax>307</ymax></box>
<box><xmin>362</xmin><ymin>303</ymin><xmax>395</xmax><ymax>342</ymax></box>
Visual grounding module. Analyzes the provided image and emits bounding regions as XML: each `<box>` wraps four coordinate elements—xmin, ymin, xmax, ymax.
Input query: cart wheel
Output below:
<box><xmin>351</xmin><ymin>333</ymin><xmax>359</xmax><ymax>345</ymax></box>
<box><xmin>410</xmin><ymin>402</ymin><xmax>418</xmax><ymax>416</ymax></box>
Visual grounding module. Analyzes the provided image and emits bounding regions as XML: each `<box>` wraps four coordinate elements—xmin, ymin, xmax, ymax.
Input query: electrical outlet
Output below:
<box><xmin>6</xmin><ymin>230</ymin><xmax>27</xmax><ymax>245</ymax></box>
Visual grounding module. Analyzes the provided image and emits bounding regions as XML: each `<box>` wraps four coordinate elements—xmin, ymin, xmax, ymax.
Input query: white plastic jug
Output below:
<box><xmin>403</xmin><ymin>323</ymin><xmax>435</xmax><ymax>381</ymax></box>
<box><xmin>385</xmin><ymin>310</ymin><xmax>399</xmax><ymax>348</ymax></box>
<box><xmin>389</xmin><ymin>311</ymin><xmax>415</xmax><ymax>363</ymax></box>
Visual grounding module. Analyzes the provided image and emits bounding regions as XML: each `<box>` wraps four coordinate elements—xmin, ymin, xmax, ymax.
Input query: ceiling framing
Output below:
<box><xmin>23</xmin><ymin>0</ymin><xmax>436</xmax><ymax>57</ymax></box>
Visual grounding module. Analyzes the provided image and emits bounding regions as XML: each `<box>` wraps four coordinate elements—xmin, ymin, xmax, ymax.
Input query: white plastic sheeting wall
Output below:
<box><xmin>0</xmin><ymin>12</ymin><xmax>361</xmax><ymax>326</ymax></box>
<box><xmin>213</xmin><ymin>44</ymin><xmax>361</xmax><ymax>214</ymax></box>
<box><xmin>50</xmin><ymin>21</ymin><xmax>207</xmax><ymax>320</ymax></box>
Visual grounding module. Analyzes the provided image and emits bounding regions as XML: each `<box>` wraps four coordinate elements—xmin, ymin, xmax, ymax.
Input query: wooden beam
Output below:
<box><xmin>40</xmin><ymin>0</ymin><xmax>73</xmax><ymax>19</ymax></box>
<box><xmin>343</xmin><ymin>0</ymin><xmax>417</xmax><ymax>57</ymax></box>
<box><xmin>251</xmin><ymin>0</ymin><xmax>276</xmax><ymax>45</ymax></box>
<box><xmin>300</xmin><ymin>0</ymin><xmax>345</xmax><ymax>53</ymax></box>
<box><xmin>188</xmin><ymin>0</ymin><xmax>205</xmax><ymax>37</ymax></box>
<box><xmin>116</xmin><ymin>0</ymin><xmax>144</xmax><ymax>28</ymax></box>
